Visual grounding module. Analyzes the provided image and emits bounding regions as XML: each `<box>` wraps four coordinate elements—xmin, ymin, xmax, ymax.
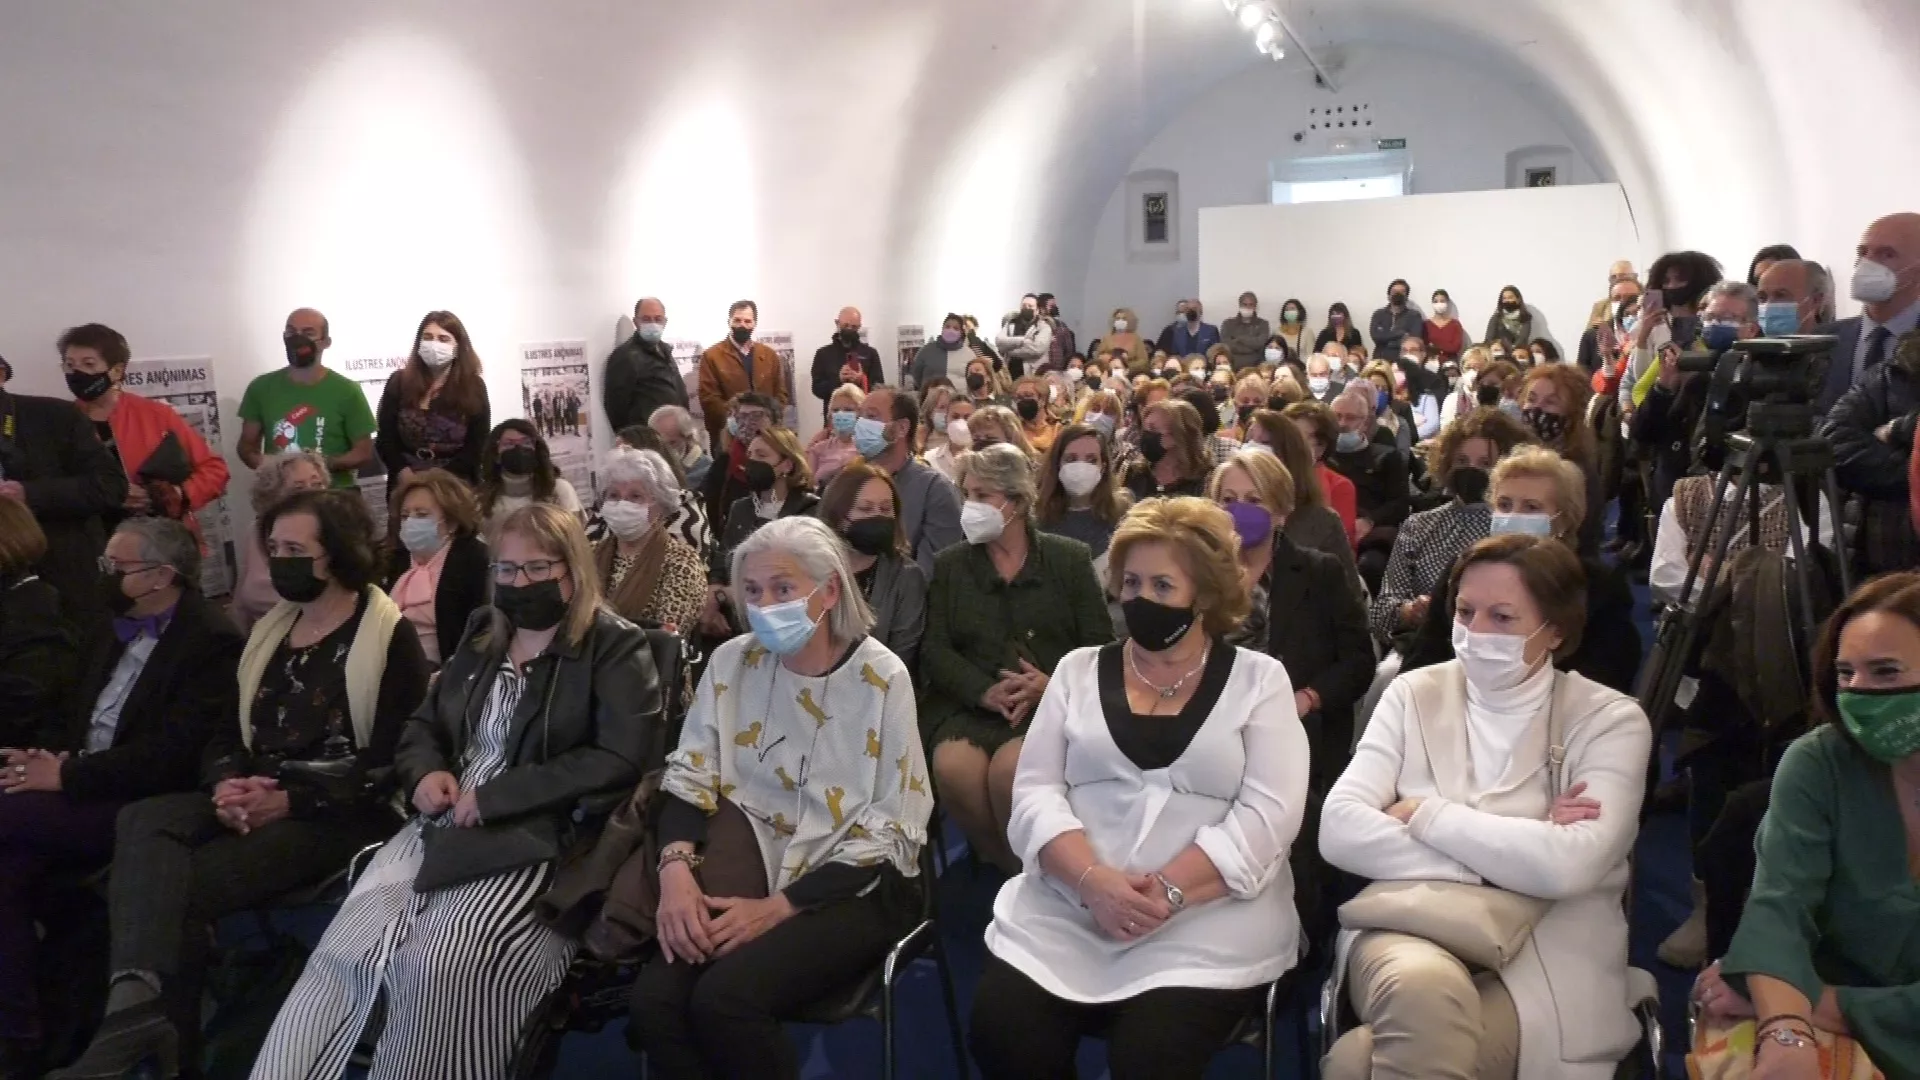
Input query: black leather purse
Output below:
<box><xmin>415</xmin><ymin>813</ymin><xmax>567</xmax><ymax>894</ymax></box>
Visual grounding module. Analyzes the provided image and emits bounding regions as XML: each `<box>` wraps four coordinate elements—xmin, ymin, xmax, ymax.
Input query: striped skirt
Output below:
<box><xmin>250</xmin><ymin>819</ymin><xmax>576</xmax><ymax>1080</ymax></box>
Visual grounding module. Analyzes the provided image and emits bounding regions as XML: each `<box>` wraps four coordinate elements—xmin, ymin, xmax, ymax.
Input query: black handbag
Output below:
<box><xmin>414</xmin><ymin>813</ymin><xmax>566</xmax><ymax>894</ymax></box>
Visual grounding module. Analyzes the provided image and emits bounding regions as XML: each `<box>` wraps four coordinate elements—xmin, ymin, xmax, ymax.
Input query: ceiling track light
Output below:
<box><xmin>1236</xmin><ymin>2</ymin><xmax>1271</xmax><ymax>31</ymax></box>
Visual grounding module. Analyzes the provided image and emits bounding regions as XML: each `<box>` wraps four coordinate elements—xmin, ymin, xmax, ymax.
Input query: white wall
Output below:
<box><xmin>1199</xmin><ymin>185</ymin><xmax>1640</xmax><ymax>354</ymax></box>
<box><xmin>1080</xmin><ymin>44</ymin><xmax>1607</xmax><ymax>338</ymax></box>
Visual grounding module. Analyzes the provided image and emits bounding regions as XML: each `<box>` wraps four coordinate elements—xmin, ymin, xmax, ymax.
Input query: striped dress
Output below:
<box><xmin>252</xmin><ymin>662</ymin><xmax>576</xmax><ymax>1080</ymax></box>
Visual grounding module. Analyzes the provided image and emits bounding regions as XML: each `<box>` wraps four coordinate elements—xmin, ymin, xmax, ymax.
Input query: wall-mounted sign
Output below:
<box><xmin>1375</xmin><ymin>137</ymin><xmax>1407</xmax><ymax>150</ymax></box>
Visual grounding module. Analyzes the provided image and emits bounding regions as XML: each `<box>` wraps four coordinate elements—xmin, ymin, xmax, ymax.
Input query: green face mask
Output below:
<box><xmin>1836</xmin><ymin>687</ymin><xmax>1920</xmax><ymax>764</ymax></box>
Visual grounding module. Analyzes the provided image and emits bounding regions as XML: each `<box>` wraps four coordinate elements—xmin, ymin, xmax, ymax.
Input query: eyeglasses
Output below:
<box><xmin>97</xmin><ymin>557</ymin><xmax>161</xmax><ymax>575</ymax></box>
<box><xmin>491</xmin><ymin>559</ymin><xmax>567</xmax><ymax>586</ymax></box>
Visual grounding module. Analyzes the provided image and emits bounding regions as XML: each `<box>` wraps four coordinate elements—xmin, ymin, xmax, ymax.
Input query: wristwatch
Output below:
<box><xmin>1153</xmin><ymin>871</ymin><xmax>1186</xmax><ymax>912</ymax></box>
<box><xmin>1758</xmin><ymin>1027</ymin><xmax>1815</xmax><ymax>1054</ymax></box>
<box><xmin>658</xmin><ymin>849</ymin><xmax>705</xmax><ymax>874</ymax></box>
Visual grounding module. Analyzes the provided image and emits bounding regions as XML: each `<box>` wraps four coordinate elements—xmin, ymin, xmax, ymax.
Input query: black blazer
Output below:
<box><xmin>0</xmin><ymin>571</ymin><xmax>78</xmax><ymax>747</ymax></box>
<box><xmin>384</xmin><ymin>531</ymin><xmax>491</xmax><ymax>665</ymax></box>
<box><xmin>602</xmin><ymin>333</ymin><xmax>691</xmax><ymax>433</ymax></box>
<box><xmin>393</xmin><ymin>607</ymin><xmax>662</xmax><ymax>882</ymax></box>
<box><xmin>1813</xmin><ymin>316</ymin><xmax>1865</xmax><ymax>415</ymax></box>
<box><xmin>1328</xmin><ymin>442</ymin><xmax>1411</xmax><ymax>529</ymax></box>
<box><xmin>38</xmin><ymin>588</ymin><xmax>243</xmax><ymax>803</ymax></box>
<box><xmin>0</xmin><ymin>391</ymin><xmax>129</xmax><ymax>624</ymax></box>
<box><xmin>1264</xmin><ymin>534</ymin><xmax>1374</xmax><ymax>793</ymax></box>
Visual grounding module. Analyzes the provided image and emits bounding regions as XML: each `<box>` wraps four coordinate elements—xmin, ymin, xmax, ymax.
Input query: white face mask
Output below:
<box><xmin>1113</xmin><ymin>318</ymin><xmax>1129</xmax><ymax>332</ymax></box>
<box><xmin>1852</xmin><ymin>258</ymin><xmax>1905</xmax><ymax>305</ymax></box>
<box><xmin>1065</xmin><ymin>367</ymin><xmax>1083</xmax><ymax>384</ymax></box>
<box><xmin>1308</xmin><ymin>376</ymin><xmax>1331</xmax><ymax>393</ymax></box>
<box><xmin>599</xmin><ymin>499</ymin><xmax>652</xmax><ymax>541</ymax></box>
<box><xmin>1265</xmin><ymin>347</ymin><xmax>1283</xmax><ymax>363</ymax></box>
<box><xmin>1058</xmin><ymin>461</ymin><xmax>1101</xmax><ymax>497</ymax></box>
<box><xmin>946</xmin><ymin>418</ymin><xmax>972</xmax><ymax>450</ymax></box>
<box><xmin>417</xmin><ymin>339</ymin><xmax>457</xmax><ymax>368</ymax></box>
<box><xmin>1240</xmin><ymin>307</ymin><xmax>1257</xmax><ymax>319</ymax></box>
<box><xmin>960</xmin><ymin>499</ymin><xmax>1007</xmax><ymax>545</ymax></box>
<box><xmin>1433</xmin><ymin>301</ymin><xmax>1450</xmax><ymax>315</ymax></box>
<box><xmin>1451</xmin><ymin>620</ymin><xmax>1549</xmax><ymax>693</ymax></box>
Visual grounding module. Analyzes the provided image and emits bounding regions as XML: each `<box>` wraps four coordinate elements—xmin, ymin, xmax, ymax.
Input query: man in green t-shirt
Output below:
<box><xmin>236</xmin><ymin>308</ymin><xmax>376</xmax><ymax>488</ymax></box>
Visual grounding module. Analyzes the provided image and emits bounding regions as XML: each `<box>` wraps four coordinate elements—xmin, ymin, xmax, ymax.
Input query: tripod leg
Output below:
<box><xmin>1780</xmin><ymin>472</ymin><xmax>1820</xmax><ymax>642</ymax></box>
<box><xmin>1820</xmin><ymin>470</ymin><xmax>1855</xmax><ymax>596</ymax></box>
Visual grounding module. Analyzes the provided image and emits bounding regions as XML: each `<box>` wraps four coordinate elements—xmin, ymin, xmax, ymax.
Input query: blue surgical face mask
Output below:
<box><xmin>398</xmin><ymin>515</ymin><xmax>445</xmax><ymax>555</ymax></box>
<box><xmin>1619</xmin><ymin>314</ymin><xmax>1639</xmax><ymax>335</ymax></box>
<box><xmin>831</xmin><ymin>409</ymin><xmax>858</xmax><ymax>435</ymax></box>
<box><xmin>726</xmin><ymin>415</ymin><xmax>743</xmax><ymax>440</ymax></box>
<box><xmin>1374</xmin><ymin>389</ymin><xmax>1390</xmax><ymax>414</ymax></box>
<box><xmin>1702</xmin><ymin>321</ymin><xmax>1741</xmax><ymax>352</ymax></box>
<box><xmin>637</xmin><ymin>322</ymin><xmax>665</xmax><ymax>343</ymax></box>
<box><xmin>1335</xmin><ymin>430</ymin><xmax>1367</xmax><ymax>453</ymax></box>
<box><xmin>747</xmin><ymin>590</ymin><xmax>821</xmax><ymax>656</ymax></box>
<box><xmin>853</xmin><ymin>416</ymin><xmax>890</xmax><ymax>458</ymax></box>
<box><xmin>1757</xmin><ymin>302</ymin><xmax>1800</xmax><ymax>337</ymax></box>
<box><xmin>1491</xmin><ymin>511</ymin><xmax>1555</xmax><ymax>538</ymax></box>
<box><xmin>1084</xmin><ymin>412</ymin><xmax>1115</xmax><ymax>436</ymax></box>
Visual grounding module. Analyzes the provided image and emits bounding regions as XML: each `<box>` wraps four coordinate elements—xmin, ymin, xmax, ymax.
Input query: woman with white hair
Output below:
<box><xmin>594</xmin><ymin>447</ymin><xmax>707</xmax><ymax>634</ymax></box>
<box><xmin>628</xmin><ymin>515</ymin><xmax>934</xmax><ymax>1078</ymax></box>
<box><xmin>232</xmin><ymin>451</ymin><xmax>331</xmax><ymax>631</ymax></box>
<box><xmin>806</xmin><ymin>382</ymin><xmax>866</xmax><ymax>487</ymax></box>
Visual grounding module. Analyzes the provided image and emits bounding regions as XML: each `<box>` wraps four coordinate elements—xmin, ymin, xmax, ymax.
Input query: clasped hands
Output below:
<box><xmin>655</xmin><ymin>858</ymin><xmax>794</xmax><ymax>964</ymax></box>
<box><xmin>1382</xmin><ymin>781</ymin><xmax>1601</xmax><ymax>827</ymax></box>
<box><xmin>212</xmin><ymin>776</ymin><xmax>291</xmax><ymax>834</ymax></box>
<box><xmin>412</xmin><ymin>770</ymin><xmax>483</xmax><ymax>827</ymax></box>
<box><xmin>0</xmin><ymin>748</ymin><xmax>67</xmax><ymax>794</ymax></box>
<box><xmin>981</xmin><ymin>660</ymin><xmax>1048</xmax><ymax>726</ymax></box>
<box><xmin>1074</xmin><ymin>864</ymin><xmax>1174</xmax><ymax>943</ymax></box>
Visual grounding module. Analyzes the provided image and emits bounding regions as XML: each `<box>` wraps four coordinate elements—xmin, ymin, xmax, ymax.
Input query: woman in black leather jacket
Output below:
<box><xmin>253</xmin><ymin>502</ymin><xmax>663</xmax><ymax>1080</ymax></box>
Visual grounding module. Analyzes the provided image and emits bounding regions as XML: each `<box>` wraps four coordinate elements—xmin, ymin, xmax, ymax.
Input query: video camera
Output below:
<box><xmin>1680</xmin><ymin>335</ymin><xmax>1838</xmax><ymax>469</ymax></box>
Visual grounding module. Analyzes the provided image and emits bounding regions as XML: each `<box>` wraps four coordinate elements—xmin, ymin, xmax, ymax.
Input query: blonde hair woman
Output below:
<box><xmin>963</xmin><ymin>354</ymin><xmax>1010</xmax><ymax>406</ymax></box>
<box><xmin>1011</xmin><ymin>375</ymin><xmax>1060</xmax><ymax>454</ymax></box>
<box><xmin>807</xmin><ymin>382</ymin><xmax>866</xmax><ymax>487</ymax></box>
<box><xmin>716</xmin><ymin>425</ymin><xmax>820</xmax><ymax>585</ymax></box>
<box><xmin>968</xmin><ymin>404</ymin><xmax>1037</xmax><ymax>459</ymax></box>
<box><xmin>1126</xmin><ymin>398</ymin><xmax>1210</xmax><ymax>501</ymax></box>
<box><xmin>1227</xmin><ymin>372</ymin><xmax>1271</xmax><ymax>441</ymax></box>
<box><xmin>254</xmin><ymin>502</ymin><xmax>662</xmax><ymax>1079</ymax></box>
<box><xmin>971</xmin><ymin>497</ymin><xmax>1307</xmax><ymax>1080</ymax></box>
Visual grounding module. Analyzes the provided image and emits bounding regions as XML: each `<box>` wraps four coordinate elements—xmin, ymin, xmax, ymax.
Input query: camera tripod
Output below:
<box><xmin>1635</xmin><ymin>396</ymin><xmax>1853</xmax><ymax>744</ymax></box>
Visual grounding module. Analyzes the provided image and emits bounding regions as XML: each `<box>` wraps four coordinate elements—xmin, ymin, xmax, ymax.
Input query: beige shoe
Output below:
<box><xmin>1658</xmin><ymin>877</ymin><xmax>1709</xmax><ymax>969</ymax></box>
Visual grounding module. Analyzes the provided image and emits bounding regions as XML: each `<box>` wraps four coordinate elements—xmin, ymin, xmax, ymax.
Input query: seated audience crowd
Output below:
<box><xmin>1</xmin><ymin>212</ymin><xmax>1917</xmax><ymax>1079</ymax></box>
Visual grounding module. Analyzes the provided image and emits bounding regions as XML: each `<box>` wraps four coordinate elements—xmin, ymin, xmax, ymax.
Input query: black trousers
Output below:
<box><xmin>105</xmin><ymin>793</ymin><xmax>388</xmax><ymax>1068</ymax></box>
<box><xmin>628</xmin><ymin>887</ymin><xmax>910</xmax><ymax>1080</ymax></box>
<box><xmin>969</xmin><ymin>952</ymin><xmax>1260</xmax><ymax>1080</ymax></box>
<box><xmin>1700</xmin><ymin>778</ymin><xmax>1772</xmax><ymax>960</ymax></box>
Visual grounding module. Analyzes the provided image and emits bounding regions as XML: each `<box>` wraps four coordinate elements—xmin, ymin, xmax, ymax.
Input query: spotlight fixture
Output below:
<box><xmin>1236</xmin><ymin>2</ymin><xmax>1270</xmax><ymax>30</ymax></box>
<box><xmin>1254</xmin><ymin>21</ymin><xmax>1283</xmax><ymax>57</ymax></box>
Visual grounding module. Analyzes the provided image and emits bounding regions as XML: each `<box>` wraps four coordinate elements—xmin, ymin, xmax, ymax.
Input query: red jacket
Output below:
<box><xmin>1318</xmin><ymin>464</ymin><xmax>1359</xmax><ymax>545</ymax></box>
<box><xmin>93</xmin><ymin>390</ymin><xmax>230</xmax><ymax>542</ymax></box>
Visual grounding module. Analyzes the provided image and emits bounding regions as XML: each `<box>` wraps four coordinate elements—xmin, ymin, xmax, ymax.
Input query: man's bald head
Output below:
<box><xmin>1758</xmin><ymin>259</ymin><xmax>1831</xmax><ymax>328</ymax></box>
<box><xmin>1856</xmin><ymin>212</ymin><xmax>1920</xmax><ymax>313</ymax></box>
<box><xmin>835</xmin><ymin>307</ymin><xmax>863</xmax><ymax>334</ymax></box>
<box><xmin>286</xmin><ymin>308</ymin><xmax>328</xmax><ymax>340</ymax></box>
<box><xmin>634</xmin><ymin>297</ymin><xmax>666</xmax><ymax>321</ymax></box>
<box><xmin>1608</xmin><ymin>260</ymin><xmax>1637</xmax><ymax>286</ymax></box>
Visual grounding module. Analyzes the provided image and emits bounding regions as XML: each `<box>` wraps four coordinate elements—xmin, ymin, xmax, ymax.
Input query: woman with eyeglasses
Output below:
<box><xmin>55</xmin><ymin>490</ymin><xmax>429</xmax><ymax>1079</ymax></box>
<box><xmin>253</xmin><ymin>503</ymin><xmax>660</xmax><ymax>1079</ymax></box>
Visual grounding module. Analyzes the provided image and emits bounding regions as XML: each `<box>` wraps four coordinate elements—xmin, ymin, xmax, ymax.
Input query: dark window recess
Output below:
<box><xmin>1526</xmin><ymin>166</ymin><xmax>1557</xmax><ymax>188</ymax></box>
<box><xmin>1143</xmin><ymin>192</ymin><xmax>1169</xmax><ymax>243</ymax></box>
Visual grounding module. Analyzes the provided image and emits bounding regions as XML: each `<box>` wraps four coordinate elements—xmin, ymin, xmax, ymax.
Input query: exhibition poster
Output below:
<box><xmin>519</xmin><ymin>339</ymin><xmax>596</xmax><ymax>502</ymax></box>
<box><xmin>122</xmin><ymin>356</ymin><xmax>235</xmax><ymax>597</ymax></box>
<box><xmin>670</xmin><ymin>338</ymin><xmax>705</xmax><ymax>444</ymax></box>
<box><xmin>754</xmin><ymin>329</ymin><xmax>798</xmax><ymax>429</ymax></box>
<box><xmin>343</xmin><ymin>354</ymin><xmax>407</xmax><ymax>534</ymax></box>
<box><xmin>896</xmin><ymin>325</ymin><xmax>924</xmax><ymax>387</ymax></box>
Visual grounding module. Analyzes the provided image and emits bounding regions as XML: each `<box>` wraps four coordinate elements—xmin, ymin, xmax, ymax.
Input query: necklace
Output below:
<box><xmin>1127</xmin><ymin>639</ymin><xmax>1209</xmax><ymax>701</ymax></box>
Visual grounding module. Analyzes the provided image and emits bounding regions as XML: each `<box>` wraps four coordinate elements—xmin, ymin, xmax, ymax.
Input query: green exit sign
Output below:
<box><xmin>1376</xmin><ymin>138</ymin><xmax>1407</xmax><ymax>150</ymax></box>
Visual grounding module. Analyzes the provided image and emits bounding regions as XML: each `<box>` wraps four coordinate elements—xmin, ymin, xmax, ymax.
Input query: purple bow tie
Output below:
<box><xmin>113</xmin><ymin>613</ymin><xmax>166</xmax><ymax>645</ymax></box>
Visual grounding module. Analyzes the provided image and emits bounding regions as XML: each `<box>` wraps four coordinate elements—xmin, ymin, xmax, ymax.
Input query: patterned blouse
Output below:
<box><xmin>1367</xmin><ymin>501</ymin><xmax>1491</xmax><ymax>641</ymax></box>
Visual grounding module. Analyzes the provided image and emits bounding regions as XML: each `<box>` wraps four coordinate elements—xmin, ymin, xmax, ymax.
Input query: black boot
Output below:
<box><xmin>43</xmin><ymin>1001</ymin><xmax>178</xmax><ymax>1080</ymax></box>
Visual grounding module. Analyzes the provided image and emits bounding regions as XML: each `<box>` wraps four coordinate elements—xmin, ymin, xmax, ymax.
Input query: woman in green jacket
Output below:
<box><xmin>922</xmin><ymin>444</ymin><xmax>1113</xmax><ymax>872</ymax></box>
<box><xmin>1695</xmin><ymin>571</ymin><xmax>1920</xmax><ymax>1079</ymax></box>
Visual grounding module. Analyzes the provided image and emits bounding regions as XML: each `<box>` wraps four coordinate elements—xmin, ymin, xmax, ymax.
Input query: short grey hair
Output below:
<box><xmin>728</xmin><ymin>515</ymin><xmax>876</xmax><ymax>643</ymax></box>
<box><xmin>1704</xmin><ymin>280</ymin><xmax>1760</xmax><ymax>321</ymax></box>
<box><xmin>601</xmin><ymin>446</ymin><xmax>680</xmax><ymax>515</ymax></box>
<box><xmin>116</xmin><ymin>516</ymin><xmax>201</xmax><ymax>588</ymax></box>
<box><xmin>250</xmin><ymin>450</ymin><xmax>330</xmax><ymax>512</ymax></box>
<box><xmin>954</xmin><ymin>442</ymin><xmax>1038</xmax><ymax>511</ymax></box>
<box><xmin>1335</xmin><ymin>383</ymin><xmax>1376</xmax><ymax>415</ymax></box>
<box><xmin>648</xmin><ymin>404</ymin><xmax>701</xmax><ymax>446</ymax></box>
<box><xmin>1795</xmin><ymin>261</ymin><xmax>1836</xmax><ymax>322</ymax></box>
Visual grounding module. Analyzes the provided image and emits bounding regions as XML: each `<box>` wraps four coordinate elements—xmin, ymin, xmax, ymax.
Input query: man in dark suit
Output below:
<box><xmin>1815</xmin><ymin>212</ymin><xmax>1920</xmax><ymax>413</ymax></box>
<box><xmin>0</xmin><ymin>518</ymin><xmax>241</xmax><ymax>1071</ymax></box>
<box><xmin>808</xmin><ymin>306</ymin><xmax>884</xmax><ymax>422</ymax></box>
<box><xmin>0</xmin><ymin>379</ymin><xmax>128</xmax><ymax>628</ymax></box>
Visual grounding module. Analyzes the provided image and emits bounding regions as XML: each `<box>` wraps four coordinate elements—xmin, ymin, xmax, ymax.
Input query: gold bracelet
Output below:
<box><xmin>658</xmin><ymin>848</ymin><xmax>705</xmax><ymax>874</ymax></box>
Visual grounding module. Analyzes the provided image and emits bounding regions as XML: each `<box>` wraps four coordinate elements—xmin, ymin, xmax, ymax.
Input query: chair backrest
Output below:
<box><xmin>641</xmin><ymin>627</ymin><xmax>687</xmax><ymax>770</ymax></box>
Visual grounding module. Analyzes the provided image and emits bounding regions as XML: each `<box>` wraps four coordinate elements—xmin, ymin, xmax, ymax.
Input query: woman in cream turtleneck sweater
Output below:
<box><xmin>476</xmin><ymin>419</ymin><xmax>583</xmax><ymax>542</ymax></box>
<box><xmin>1320</xmin><ymin>534</ymin><xmax>1652</xmax><ymax>1080</ymax></box>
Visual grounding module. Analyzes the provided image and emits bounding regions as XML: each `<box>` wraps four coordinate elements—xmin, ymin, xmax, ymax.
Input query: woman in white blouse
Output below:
<box><xmin>1319</xmin><ymin>534</ymin><xmax>1651</xmax><ymax>1080</ymax></box>
<box><xmin>971</xmin><ymin>496</ymin><xmax>1310</xmax><ymax>1080</ymax></box>
<box><xmin>628</xmin><ymin>515</ymin><xmax>934</xmax><ymax>1079</ymax></box>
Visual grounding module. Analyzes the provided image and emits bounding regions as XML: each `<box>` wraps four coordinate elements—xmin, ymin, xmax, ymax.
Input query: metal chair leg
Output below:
<box><xmin>880</xmin><ymin>968</ymin><xmax>896</xmax><ymax>1080</ymax></box>
<box><xmin>935</xmin><ymin>934</ymin><xmax>970</xmax><ymax>1079</ymax></box>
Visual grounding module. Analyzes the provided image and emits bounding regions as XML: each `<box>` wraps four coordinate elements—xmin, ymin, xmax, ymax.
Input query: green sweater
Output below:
<box><xmin>1722</xmin><ymin>726</ymin><xmax>1920</xmax><ymax>1078</ymax></box>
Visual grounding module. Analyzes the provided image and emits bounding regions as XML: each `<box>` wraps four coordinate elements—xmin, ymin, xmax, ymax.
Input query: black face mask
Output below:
<box><xmin>269</xmin><ymin>556</ymin><xmax>328</xmax><ymax>604</ymax></box>
<box><xmin>1390</xmin><ymin>293</ymin><xmax>1408</xmax><ymax>307</ymax></box>
<box><xmin>1237</xmin><ymin>404</ymin><xmax>1257</xmax><ymax>428</ymax></box>
<box><xmin>1186</xmin><ymin>311</ymin><xmax>1201</xmax><ymax>324</ymax></box>
<box><xmin>966</xmin><ymin>372</ymin><xmax>987</xmax><ymax>392</ymax></box>
<box><xmin>1500</xmin><ymin>300</ymin><xmax>1521</xmax><ymax>313</ymax></box>
<box><xmin>1449</xmin><ymin>465</ymin><xmax>1491</xmax><ymax>504</ymax></box>
<box><xmin>494</xmin><ymin>579</ymin><xmax>568</xmax><ymax>632</ymax></box>
<box><xmin>1211</xmin><ymin>385</ymin><xmax>1230</xmax><ymax>403</ymax></box>
<box><xmin>844</xmin><ymin>516</ymin><xmax>897</xmax><ymax>557</ymax></box>
<box><xmin>1138</xmin><ymin>431</ymin><xmax>1168</xmax><ymax>464</ymax></box>
<box><xmin>1085</xmin><ymin>375</ymin><xmax>1102</xmax><ymax>392</ymax></box>
<box><xmin>104</xmin><ymin>570</ymin><xmax>138</xmax><ymax>616</ymax></box>
<box><xmin>1476</xmin><ymin>383</ymin><xmax>1503</xmax><ymax>408</ymax></box>
<box><xmin>730</xmin><ymin>326</ymin><xmax>754</xmax><ymax>345</ymax></box>
<box><xmin>284</xmin><ymin>333</ymin><xmax>320</xmax><ymax>369</ymax></box>
<box><xmin>67</xmin><ymin>370</ymin><xmax>113</xmax><ymax>402</ymax></box>
<box><xmin>498</xmin><ymin>445</ymin><xmax>538</xmax><ymax>476</ymax></box>
<box><xmin>744</xmin><ymin>459</ymin><xmax>779</xmax><ymax>493</ymax></box>
<box><xmin>1523</xmin><ymin>407</ymin><xmax>1567</xmax><ymax>444</ymax></box>
<box><xmin>1015</xmin><ymin>397</ymin><xmax>1041</xmax><ymax>422</ymax></box>
<box><xmin>1122</xmin><ymin>596</ymin><xmax>1198</xmax><ymax>652</ymax></box>
<box><xmin>835</xmin><ymin>329</ymin><xmax>861</xmax><ymax>348</ymax></box>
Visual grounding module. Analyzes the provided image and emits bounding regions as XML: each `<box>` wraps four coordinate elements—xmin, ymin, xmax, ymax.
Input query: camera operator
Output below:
<box><xmin>1823</xmin><ymin>326</ymin><xmax>1920</xmax><ymax>575</ymax></box>
<box><xmin>1631</xmin><ymin>282</ymin><xmax>1761</xmax><ymax>512</ymax></box>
